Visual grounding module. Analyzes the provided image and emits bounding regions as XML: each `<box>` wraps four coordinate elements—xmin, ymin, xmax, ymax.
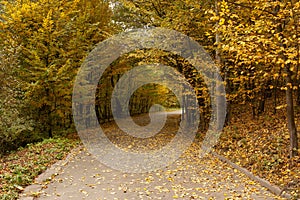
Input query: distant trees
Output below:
<box><xmin>94</xmin><ymin>50</ymin><xmax>181</xmax><ymax>123</ymax></box>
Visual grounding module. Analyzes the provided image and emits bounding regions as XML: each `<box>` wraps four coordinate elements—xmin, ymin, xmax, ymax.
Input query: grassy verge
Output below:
<box><xmin>0</xmin><ymin>136</ymin><xmax>80</xmax><ymax>200</ymax></box>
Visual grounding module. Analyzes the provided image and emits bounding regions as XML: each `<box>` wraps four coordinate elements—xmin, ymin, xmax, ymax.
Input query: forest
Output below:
<box><xmin>0</xmin><ymin>0</ymin><xmax>299</xmax><ymax>199</ymax></box>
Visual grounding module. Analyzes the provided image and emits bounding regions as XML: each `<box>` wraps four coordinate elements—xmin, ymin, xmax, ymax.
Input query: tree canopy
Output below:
<box><xmin>0</xmin><ymin>0</ymin><xmax>299</xmax><ymax>156</ymax></box>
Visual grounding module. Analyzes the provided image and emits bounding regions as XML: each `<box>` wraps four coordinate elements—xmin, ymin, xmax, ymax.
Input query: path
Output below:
<box><xmin>20</xmin><ymin>112</ymin><xmax>282</xmax><ymax>200</ymax></box>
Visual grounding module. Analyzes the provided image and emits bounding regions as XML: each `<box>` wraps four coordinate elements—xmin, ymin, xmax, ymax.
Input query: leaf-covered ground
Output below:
<box><xmin>21</xmin><ymin>113</ymin><xmax>285</xmax><ymax>199</ymax></box>
<box><xmin>2</xmin><ymin>102</ymin><xmax>299</xmax><ymax>199</ymax></box>
<box><xmin>26</xmin><ymin>144</ymin><xmax>281</xmax><ymax>200</ymax></box>
<box><xmin>215</xmin><ymin>102</ymin><xmax>300</xmax><ymax>199</ymax></box>
<box><xmin>0</xmin><ymin>137</ymin><xmax>79</xmax><ymax>200</ymax></box>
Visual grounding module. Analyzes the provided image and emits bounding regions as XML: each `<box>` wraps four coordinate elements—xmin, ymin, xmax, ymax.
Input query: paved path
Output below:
<box><xmin>21</xmin><ymin>112</ymin><xmax>282</xmax><ymax>200</ymax></box>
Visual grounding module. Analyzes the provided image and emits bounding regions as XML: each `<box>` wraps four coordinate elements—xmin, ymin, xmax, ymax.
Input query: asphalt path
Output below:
<box><xmin>20</xmin><ymin>111</ymin><xmax>282</xmax><ymax>200</ymax></box>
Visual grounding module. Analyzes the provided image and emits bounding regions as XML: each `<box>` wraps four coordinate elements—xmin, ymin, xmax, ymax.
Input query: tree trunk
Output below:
<box><xmin>285</xmin><ymin>66</ymin><xmax>298</xmax><ymax>157</ymax></box>
<box><xmin>48</xmin><ymin>109</ymin><xmax>53</xmax><ymax>138</ymax></box>
<box><xmin>275</xmin><ymin>2</ymin><xmax>298</xmax><ymax>157</ymax></box>
<box><xmin>215</xmin><ymin>0</ymin><xmax>227</xmax><ymax>130</ymax></box>
<box><xmin>258</xmin><ymin>86</ymin><xmax>266</xmax><ymax>115</ymax></box>
<box><xmin>273</xmin><ymin>68</ymin><xmax>281</xmax><ymax>114</ymax></box>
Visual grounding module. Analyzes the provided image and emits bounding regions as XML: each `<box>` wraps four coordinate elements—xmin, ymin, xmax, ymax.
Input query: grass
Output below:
<box><xmin>0</xmin><ymin>136</ymin><xmax>80</xmax><ymax>200</ymax></box>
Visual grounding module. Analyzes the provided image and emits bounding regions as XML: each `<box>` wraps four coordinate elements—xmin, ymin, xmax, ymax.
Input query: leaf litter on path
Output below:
<box><xmin>29</xmin><ymin>113</ymin><xmax>284</xmax><ymax>199</ymax></box>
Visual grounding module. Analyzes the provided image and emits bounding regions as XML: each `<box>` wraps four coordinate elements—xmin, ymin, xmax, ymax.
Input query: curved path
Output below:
<box><xmin>20</xmin><ymin>112</ymin><xmax>283</xmax><ymax>200</ymax></box>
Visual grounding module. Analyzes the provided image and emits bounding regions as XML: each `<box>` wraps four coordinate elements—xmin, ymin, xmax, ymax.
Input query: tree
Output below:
<box><xmin>209</xmin><ymin>0</ymin><xmax>299</xmax><ymax>157</ymax></box>
<box><xmin>0</xmin><ymin>0</ymin><xmax>115</xmax><ymax>138</ymax></box>
<box><xmin>0</xmin><ymin>34</ymin><xmax>36</xmax><ymax>153</ymax></box>
<box><xmin>116</xmin><ymin>0</ymin><xmax>299</xmax><ymax>157</ymax></box>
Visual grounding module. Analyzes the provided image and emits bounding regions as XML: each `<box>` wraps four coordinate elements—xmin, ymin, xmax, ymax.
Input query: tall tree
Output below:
<box><xmin>0</xmin><ymin>0</ymin><xmax>115</xmax><ymax>137</ymax></box>
<box><xmin>116</xmin><ymin>0</ymin><xmax>299</xmax><ymax>157</ymax></box>
<box><xmin>210</xmin><ymin>0</ymin><xmax>299</xmax><ymax>157</ymax></box>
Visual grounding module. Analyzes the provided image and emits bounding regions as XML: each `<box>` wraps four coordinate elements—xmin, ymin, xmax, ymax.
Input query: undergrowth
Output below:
<box><xmin>0</xmin><ymin>136</ymin><xmax>79</xmax><ymax>200</ymax></box>
<box><xmin>216</xmin><ymin>101</ymin><xmax>300</xmax><ymax>199</ymax></box>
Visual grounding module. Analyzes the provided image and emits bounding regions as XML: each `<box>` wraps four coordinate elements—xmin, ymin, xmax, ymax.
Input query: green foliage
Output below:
<box><xmin>0</xmin><ymin>38</ymin><xmax>37</xmax><ymax>154</ymax></box>
<box><xmin>0</xmin><ymin>102</ymin><xmax>38</xmax><ymax>154</ymax></box>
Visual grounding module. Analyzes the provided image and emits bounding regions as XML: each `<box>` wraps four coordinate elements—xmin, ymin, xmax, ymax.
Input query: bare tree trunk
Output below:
<box><xmin>273</xmin><ymin>67</ymin><xmax>281</xmax><ymax>114</ymax></box>
<box><xmin>215</xmin><ymin>0</ymin><xmax>227</xmax><ymax>129</ymax></box>
<box><xmin>275</xmin><ymin>2</ymin><xmax>298</xmax><ymax>157</ymax></box>
<box><xmin>258</xmin><ymin>85</ymin><xmax>267</xmax><ymax>115</ymax></box>
<box><xmin>285</xmin><ymin>66</ymin><xmax>298</xmax><ymax>157</ymax></box>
